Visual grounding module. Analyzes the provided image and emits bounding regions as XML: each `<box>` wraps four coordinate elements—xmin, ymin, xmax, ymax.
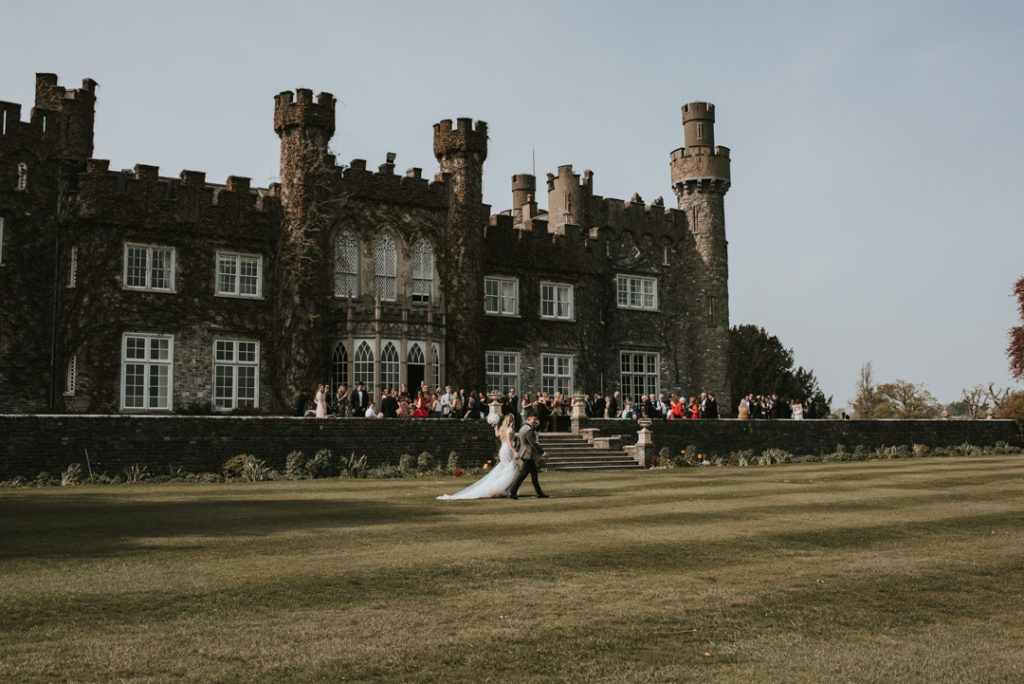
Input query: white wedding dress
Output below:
<box><xmin>437</xmin><ymin>427</ymin><xmax>519</xmax><ymax>500</ymax></box>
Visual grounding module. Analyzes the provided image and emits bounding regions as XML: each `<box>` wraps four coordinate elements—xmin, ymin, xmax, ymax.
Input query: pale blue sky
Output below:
<box><xmin>5</xmin><ymin>0</ymin><xmax>1023</xmax><ymax>406</ymax></box>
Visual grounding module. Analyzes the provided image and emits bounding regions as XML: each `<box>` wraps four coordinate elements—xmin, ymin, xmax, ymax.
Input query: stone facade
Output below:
<box><xmin>0</xmin><ymin>73</ymin><xmax>731</xmax><ymax>414</ymax></box>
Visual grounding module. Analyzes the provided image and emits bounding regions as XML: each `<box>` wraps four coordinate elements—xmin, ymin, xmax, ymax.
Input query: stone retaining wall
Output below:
<box><xmin>579</xmin><ymin>417</ymin><xmax>1021</xmax><ymax>460</ymax></box>
<box><xmin>0</xmin><ymin>416</ymin><xmax>496</xmax><ymax>478</ymax></box>
<box><xmin>2</xmin><ymin>415</ymin><xmax>1019</xmax><ymax>479</ymax></box>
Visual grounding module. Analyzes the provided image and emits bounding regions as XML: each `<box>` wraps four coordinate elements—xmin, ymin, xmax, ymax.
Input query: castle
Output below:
<box><xmin>0</xmin><ymin>73</ymin><xmax>731</xmax><ymax>415</ymax></box>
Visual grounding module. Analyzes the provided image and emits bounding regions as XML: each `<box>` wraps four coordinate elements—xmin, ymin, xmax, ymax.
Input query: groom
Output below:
<box><xmin>509</xmin><ymin>409</ymin><xmax>549</xmax><ymax>499</ymax></box>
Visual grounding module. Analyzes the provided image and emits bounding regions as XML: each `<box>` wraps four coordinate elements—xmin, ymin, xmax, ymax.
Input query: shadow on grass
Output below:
<box><xmin>0</xmin><ymin>493</ymin><xmax>444</xmax><ymax>561</ymax></box>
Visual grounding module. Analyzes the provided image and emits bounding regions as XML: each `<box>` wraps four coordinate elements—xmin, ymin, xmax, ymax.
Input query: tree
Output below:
<box><xmin>851</xmin><ymin>362</ymin><xmax>877</xmax><ymax>419</ymax></box>
<box><xmin>871</xmin><ymin>380</ymin><xmax>941</xmax><ymax>418</ymax></box>
<box><xmin>1008</xmin><ymin>277</ymin><xmax>1024</xmax><ymax>381</ymax></box>
<box><xmin>852</xmin><ymin>362</ymin><xmax>941</xmax><ymax>419</ymax></box>
<box><xmin>727</xmin><ymin>324</ymin><xmax>830</xmax><ymax>415</ymax></box>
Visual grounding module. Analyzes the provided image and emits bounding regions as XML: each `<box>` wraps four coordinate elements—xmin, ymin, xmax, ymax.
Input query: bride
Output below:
<box><xmin>437</xmin><ymin>414</ymin><xmax>519</xmax><ymax>500</ymax></box>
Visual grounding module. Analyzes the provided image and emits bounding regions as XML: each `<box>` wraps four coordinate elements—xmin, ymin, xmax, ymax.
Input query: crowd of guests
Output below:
<box><xmin>735</xmin><ymin>393</ymin><xmax>821</xmax><ymax>420</ymax></box>
<box><xmin>295</xmin><ymin>383</ymin><xmax>821</xmax><ymax>423</ymax></box>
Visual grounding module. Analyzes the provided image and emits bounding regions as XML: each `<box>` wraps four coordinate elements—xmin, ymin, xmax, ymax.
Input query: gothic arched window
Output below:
<box><xmin>354</xmin><ymin>341</ymin><xmax>374</xmax><ymax>397</ymax></box>
<box><xmin>334</xmin><ymin>229</ymin><xmax>359</xmax><ymax>298</ymax></box>
<box><xmin>432</xmin><ymin>344</ymin><xmax>440</xmax><ymax>388</ymax></box>
<box><xmin>381</xmin><ymin>342</ymin><xmax>399</xmax><ymax>391</ymax></box>
<box><xmin>331</xmin><ymin>342</ymin><xmax>348</xmax><ymax>393</ymax></box>
<box><xmin>374</xmin><ymin>232</ymin><xmax>397</xmax><ymax>302</ymax></box>
<box><xmin>411</xmin><ymin>236</ymin><xmax>434</xmax><ymax>303</ymax></box>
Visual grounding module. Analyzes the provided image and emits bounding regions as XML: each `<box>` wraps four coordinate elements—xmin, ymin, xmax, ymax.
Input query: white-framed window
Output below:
<box><xmin>331</xmin><ymin>342</ymin><xmax>349</xmax><ymax>393</ymax></box>
<box><xmin>541</xmin><ymin>354</ymin><xmax>573</xmax><ymax>396</ymax></box>
<box><xmin>540</xmin><ymin>282</ymin><xmax>574</xmax><ymax>320</ymax></box>
<box><xmin>124</xmin><ymin>243</ymin><xmax>175</xmax><ymax>292</ymax></box>
<box><xmin>616</xmin><ymin>274</ymin><xmax>657</xmax><ymax>311</ymax></box>
<box><xmin>16</xmin><ymin>162</ymin><xmax>27</xmax><ymax>192</ymax></box>
<box><xmin>381</xmin><ymin>341</ymin><xmax>400</xmax><ymax>391</ymax></box>
<box><xmin>411</xmin><ymin>236</ymin><xmax>434</xmax><ymax>303</ymax></box>
<box><xmin>354</xmin><ymin>341</ymin><xmax>375</xmax><ymax>397</ymax></box>
<box><xmin>374</xmin><ymin>232</ymin><xmax>397</xmax><ymax>302</ymax></box>
<box><xmin>213</xmin><ymin>340</ymin><xmax>259</xmax><ymax>410</ymax></box>
<box><xmin>486</xmin><ymin>351</ymin><xmax>519</xmax><ymax>394</ymax></box>
<box><xmin>484</xmin><ymin>276</ymin><xmax>519</xmax><ymax>316</ymax></box>
<box><xmin>65</xmin><ymin>354</ymin><xmax>77</xmax><ymax>396</ymax></box>
<box><xmin>122</xmin><ymin>333</ymin><xmax>173</xmax><ymax>410</ymax></box>
<box><xmin>68</xmin><ymin>245</ymin><xmax>77</xmax><ymax>287</ymax></box>
<box><xmin>216</xmin><ymin>251</ymin><xmax>262</xmax><ymax>298</ymax></box>
<box><xmin>697</xmin><ymin>122</ymin><xmax>705</xmax><ymax>141</ymax></box>
<box><xmin>620</xmin><ymin>350</ymin><xmax>659</xmax><ymax>401</ymax></box>
<box><xmin>334</xmin><ymin>229</ymin><xmax>359</xmax><ymax>298</ymax></box>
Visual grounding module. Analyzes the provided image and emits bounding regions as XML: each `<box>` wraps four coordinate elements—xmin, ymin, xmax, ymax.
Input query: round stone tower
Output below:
<box><xmin>433</xmin><ymin>118</ymin><xmax>488</xmax><ymax>390</ymax></box>
<box><xmin>670</xmin><ymin>102</ymin><xmax>732</xmax><ymax>413</ymax></box>
<box><xmin>511</xmin><ymin>173</ymin><xmax>536</xmax><ymax>225</ymax></box>
<box><xmin>273</xmin><ymin>88</ymin><xmax>337</xmax><ymax>405</ymax></box>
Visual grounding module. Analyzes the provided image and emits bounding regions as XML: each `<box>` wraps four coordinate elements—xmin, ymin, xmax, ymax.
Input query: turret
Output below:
<box><xmin>545</xmin><ymin>165</ymin><xmax>592</xmax><ymax>235</ymax></box>
<box><xmin>433</xmin><ymin>118</ymin><xmax>488</xmax><ymax>389</ymax></box>
<box><xmin>274</xmin><ymin>88</ymin><xmax>336</xmax><ymax>210</ymax></box>
<box><xmin>670</xmin><ymin>101</ymin><xmax>731</xmax><ymax>414</ymax></box>
<box><xmin>32</xmin><ymin>72</ymin><xmax>97</xmax><ymax>162</ymax></box>
<box><xmin>272</xmin><ymin>87</ymin><xmax>338</xmax><ymax>405</ymax></box>
<box><xmin>511</xmin><ymin>173</ymin><xmax>536</xmax><ymax>225</ymax></box>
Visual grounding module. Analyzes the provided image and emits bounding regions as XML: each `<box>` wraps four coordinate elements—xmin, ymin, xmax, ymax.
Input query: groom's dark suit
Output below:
<box><xmin>511</xmin><ymin>421</ymin><xmax>547</xmax><ymax>498</ymax></box>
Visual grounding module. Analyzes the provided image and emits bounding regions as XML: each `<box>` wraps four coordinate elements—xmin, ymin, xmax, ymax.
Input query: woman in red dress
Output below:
<box><xmin>412</xmin><ymin>389</ymin><xmax>431</xmax><ymax>418</ymax></box>
<box><xmin>687</xmin><ymin>396</ymin><xmax>700</xmax><ymax>420</ymax></box>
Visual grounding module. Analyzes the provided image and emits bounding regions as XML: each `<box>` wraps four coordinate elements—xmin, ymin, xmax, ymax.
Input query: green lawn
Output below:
<box><xmin>2</xmin><ymin>456</ymin><xmax>1023</xmax><ymax>682</ymax></box>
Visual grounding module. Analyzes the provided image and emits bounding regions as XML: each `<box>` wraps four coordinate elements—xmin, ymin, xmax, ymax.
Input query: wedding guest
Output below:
<box><xmin>315</xmin><ymin>384</ymin><xmax>328</xmax><ymax>418</ymax></box>
<box><xmin>351</xmin><ymin>382</ymin><xmax>369</xmax><ymax>416</ymax></box>
<box><xmin>334</xmin><ymin>385</ymin><xmax>350</xmax><ymax>418</ymax></box>
<box><xmin>464</xmin><ymin>392</ymin><xmax>483</xmax><ymax>420</ymax></box>
<box><xmin>413</xmin><ymin>389</ymin><xmax>430</xmax><ymax>417</ymax></box>
<box><xmin>365</xmin><ymin>401</ymin><xmax>378</xmax><ymax>418</ymax></box>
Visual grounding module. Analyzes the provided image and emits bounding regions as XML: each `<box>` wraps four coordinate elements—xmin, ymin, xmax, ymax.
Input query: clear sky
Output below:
<box><xmin>4</xmin><ymin>0</ymin><xmax>1023</xmax><ymax>407</ymax></box>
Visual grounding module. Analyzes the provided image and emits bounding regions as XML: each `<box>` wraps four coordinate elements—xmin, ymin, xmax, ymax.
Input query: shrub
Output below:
<box><xmin>730</xmin><ymin>449</ymin><xmax>753</xmax><ymax>467</ymax></box>
<box><xmin>308</xmin><ymin>449</ymin><xmax>335</xmax><ymax>478</ymax></box>
<box><xmin>61</xmin><ymin>463</ymin><xmax>83</xmax><ymax>486</ymax></box>
<box><xmin>220</xmin><ymin>454</ymin><xmax>248</xmax><ymax>479</ymax></box>
<box><xmin>122</xmin><ymin>464</ymin><xmax>149</xmax><ymax>483</ymax></box>
<box><xmin>446</xmin><ymin>451</ymin><xmax>460</xmax><ymax>473</ymax></box>
<box><xmin>199</xmin><ymin>472</ymin><xmax>223</xmax><ymax>483</ymax></box>
<box><xmin>852</xmin><ymin>445</ymin><xmax>869</xmax><ymax>461</ymax></box>
<box><xmin>285</xmin><ymin>451</ymin><xmax>309</xmax><ymax>479</ymax></box>
<box><xmin>912</xmin><ymin>443</ymin><xmax>931</xmax><ymax>457</ymax></box>
<box><xmin>341</xmin><ymin>453</ymin><xmax>368</xmax><ymax>478</ymax></box>
<box><xmin>953</xmin><ymin>442</ymin><xmax>979</xmax><ymax>458</ymax></box>
<box><xmin>679</xmin><ymin>445</ymin><xmax>700</xmax><ymax>467</ymax></box>
<box><xmin>417</xmin><ymin>451</ymin><xmax>436</xmax><ymax>472</ymax></box>
<box><xmin>399</xmin><ymin>453</ymin><xmax>417</xmax><ymax>474</ymax></box>
<box><xmin>243</xmin><ymin>455</ymin><xmax>270</xmax><ymax>482</ymax></box>
<box><xmin>370</xmin><ymin>464</ymin><xmax>403</xmax><ymax>479</ymax></box>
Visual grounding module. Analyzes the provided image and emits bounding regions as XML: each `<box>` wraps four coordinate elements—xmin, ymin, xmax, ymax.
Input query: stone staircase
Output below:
<box><xmin>537</xmin><ymin>432</ymin><xmax>642</xmax><ymax>471</ymax></box>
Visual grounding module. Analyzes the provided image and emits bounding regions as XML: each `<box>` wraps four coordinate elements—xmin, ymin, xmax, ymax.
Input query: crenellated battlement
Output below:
<box><xmin>75</xmin><ymin>160</ymin><xmax>280</xmax><ymax>220</ymax></box>
<box><xmin>341</xmin><ymin>157</ymin><xmax>447</xmax><ymax>208</ymax></box>
<box><xmin>681</xmin><ymin>101</ymin><xmax>715</xmax><ymax>122</ymax></box>
<box><xmin>432</xmin><ymin>118</ymin><xmax>488</xmax><ymax>159</ymax></box>
<box><xmin>34</xmin><ymin>73</ymin><xmax>97</xmax><ymax>109</ymax></box>
<box><xmin>274</xmin><ymin>88</ymin><xmax>336</xmax><ymax>138</ymax></box>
